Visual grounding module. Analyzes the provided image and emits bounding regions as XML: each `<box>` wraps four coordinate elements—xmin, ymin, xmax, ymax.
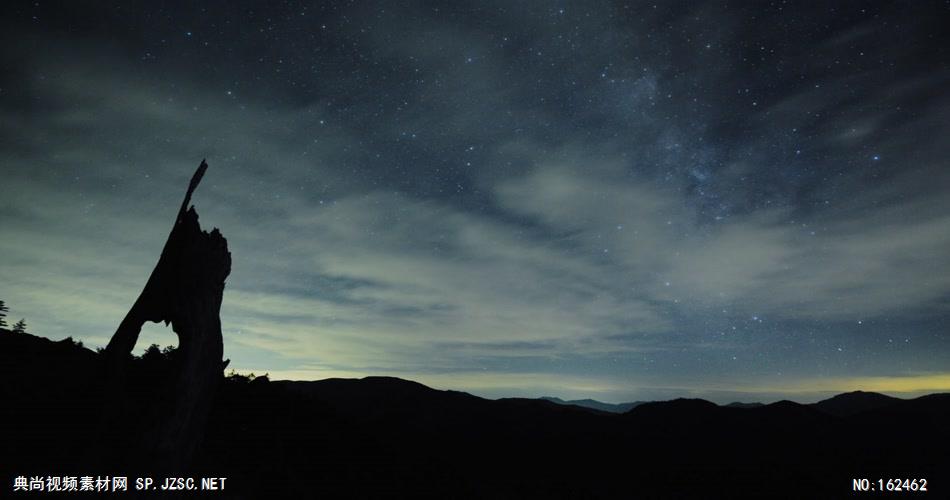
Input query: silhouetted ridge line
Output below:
<box><xmin>810</xmin><ymin>390</ymin><xmax>902</xmax><ymax>417</ymax></box>
<box><xmin>540</xmin><ymin>396</ymin><xmax>645</xmax><ymax>413</ymax></box>
<box><xmin>5</xmin><ymin>331</ymin><xmax>950</xmax><ymax>498</ymax></box>
<box><xmin>725</xmin><ymin>401</ymin><xmax>764</xmax><ymax>408</ymax></box>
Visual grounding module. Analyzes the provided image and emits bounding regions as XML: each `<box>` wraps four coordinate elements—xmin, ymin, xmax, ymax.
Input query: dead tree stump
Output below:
<box><xmin>98</xmin><ymin>159</ymin><xmax>231</xmax><ymax>475</ymax></box>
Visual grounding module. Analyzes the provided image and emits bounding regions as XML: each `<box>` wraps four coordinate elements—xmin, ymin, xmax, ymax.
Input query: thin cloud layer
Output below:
<box><xmin>496</xmin><ymin>162</ymin><xmax>950</xmax><ymax>320</ymax></box>
<box><xmin>2</xmin><ymin>1</ymin><xmax>949</xmax><ymax>403</ymax></box>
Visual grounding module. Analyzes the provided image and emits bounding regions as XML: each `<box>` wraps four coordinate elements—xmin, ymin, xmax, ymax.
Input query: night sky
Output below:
<box><xmin>2</xmin><ymin>1</ymin><xmax>949</xmax><ymax>403</ymax></box>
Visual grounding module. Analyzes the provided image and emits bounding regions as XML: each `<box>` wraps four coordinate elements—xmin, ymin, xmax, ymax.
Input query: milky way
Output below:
<box><xmin>1</xmin><ymin>1</ymin><xmax>948</xmax><ymax>402</ymax></box>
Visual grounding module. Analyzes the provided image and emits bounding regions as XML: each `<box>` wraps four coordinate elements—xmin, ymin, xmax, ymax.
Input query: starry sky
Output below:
<box><xmin>2</xmin><ymin>1</ymin><xmax>949</xmax><ymax>403</ymax></box>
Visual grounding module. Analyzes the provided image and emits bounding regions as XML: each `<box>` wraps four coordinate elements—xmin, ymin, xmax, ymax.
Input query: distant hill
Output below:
<box><xmin>725</xmin><ymin>401</ymin><xmax>764</xmax><ymax>408</ymax></box>
<box><xmin>3</xmin><ymin>331</ymin><xmax>949</xmax><ymax>498</ymax></box>
<box><xmin>810</xmin><ymin>390</ymin><xmax>902</xmax><ymax>417</ymax></box>
<box><xmin>542</xmin><ymin>396</ymin><xmax>767</xmax><ymax>413</ymax></box>
<box><xmin>540</xmin><ymin>396</ymin><xmax>644</xmax><ymax>413</ymax></box>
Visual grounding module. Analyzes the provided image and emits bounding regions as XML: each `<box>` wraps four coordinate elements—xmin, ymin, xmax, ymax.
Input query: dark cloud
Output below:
<box><xmin>1</xmin><ymin>1</ymin><xmax>949</xmax><ymax>402</ymax></box>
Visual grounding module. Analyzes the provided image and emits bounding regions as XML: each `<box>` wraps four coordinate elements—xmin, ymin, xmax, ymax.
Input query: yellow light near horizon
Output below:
<box><xmin>750</xmin><ymin>373</ymin><xmax>950</xmax><ymax>397</ymax></box>
<box><xmin>235</xmin><ymin>368</ymin><xmax>950</xmax><ymax>402</ymax></box>
<box><xmin>830</xmin><ymin>373</ymin><xmax>950</xmax><ymax>394</ymax></box>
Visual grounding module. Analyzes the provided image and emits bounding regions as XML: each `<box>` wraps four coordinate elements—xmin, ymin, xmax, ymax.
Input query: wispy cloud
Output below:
<box><xmin>2</xmin><ymin>1</ymin><xmax>949</xmax><ymax>403</ymax></box>
<box><xmin>495</xmin><ymin>160</ymin><xmax>950</xmax><ymax>320</ymax></box>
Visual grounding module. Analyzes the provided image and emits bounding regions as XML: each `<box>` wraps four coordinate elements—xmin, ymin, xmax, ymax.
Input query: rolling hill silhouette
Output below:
<box><xmin>810</xmin><ymin>390</ymin><xmax>902</xmax><ymax>417</ymax></box>
<box><xmin>540</xmin><ymin>396</ymin><xmax>644</xmax><ymax>413</ymax></box>
<box><xmin>724</xmin><ymin>401</ymin><xmax>765</xmax><ymax>408</ymax></box>
<box><xmin>2</xmin><ymin>330</ymin><xmax>948</xmax><ymax>498</ymax></box>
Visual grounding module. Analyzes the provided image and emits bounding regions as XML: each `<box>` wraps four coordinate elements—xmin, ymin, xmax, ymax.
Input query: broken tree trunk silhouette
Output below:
<box><xmin>98</xmin><ymin>159</ymin><xmax>231</xmax><ymax>474</ymax></box>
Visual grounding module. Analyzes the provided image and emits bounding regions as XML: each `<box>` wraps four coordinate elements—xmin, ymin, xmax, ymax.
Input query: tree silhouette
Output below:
<box><xmin>137</xmin><ymin>343</ymin><xmax>178</xmax><ymax>361</ymax></box>
<box><xmin>0</xmin><ymin>300</ymin><xmax>8</xmax><ymax>328</ymax></box>
<box><xmin>94</xmin><ymin>160</ymin><xmax>231</xmax><ymax>475</ymax></box>
<box><xmin>141</xmin><ymin>343</ymin><xmax>164</xmax><ymax>361</ymax></box>
<box><xmin>64</xmin><ymin>336</ymin><xmax>83</xmax><ymax>348</ymax></box>
<box><xmin>11</xmin><ymin>319</ymin><xmax>27</xmax><ymax>334</ymax></box>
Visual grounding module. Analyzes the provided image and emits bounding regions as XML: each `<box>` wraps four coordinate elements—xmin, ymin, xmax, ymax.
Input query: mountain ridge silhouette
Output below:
<box><xmin>3</xmin><ymin>330</ymin><xmax>948</xmax><ymax>498</ymax></box>
<box><xmin>540</xmin><ymin>396</ymin><xmax>644</xmax><ymax>413</ymax></box>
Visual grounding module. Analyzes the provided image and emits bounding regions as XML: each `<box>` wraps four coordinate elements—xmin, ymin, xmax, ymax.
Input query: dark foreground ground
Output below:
<box><xmin>1</xmin><ymin>331</ymin><xmax>947</xmax><ymax>499</ymax></box>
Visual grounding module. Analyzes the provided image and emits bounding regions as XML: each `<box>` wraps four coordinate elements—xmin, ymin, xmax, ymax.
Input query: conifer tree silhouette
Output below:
<box><xmin>0</xmin><ymin>300</ymin><xmax>8</xmax><ymax>328</ymax></box>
